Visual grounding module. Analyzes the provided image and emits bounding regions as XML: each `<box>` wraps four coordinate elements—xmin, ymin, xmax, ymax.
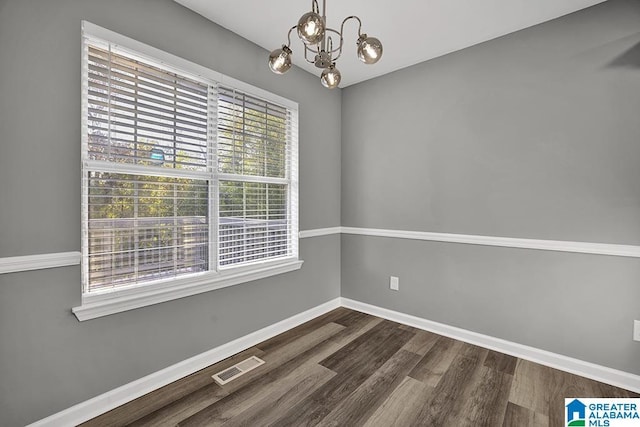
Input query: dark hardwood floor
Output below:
<box><xmin>82</xmin><ymin>308</ymin><xmax>638</xmax><ymax>426</ymax></box>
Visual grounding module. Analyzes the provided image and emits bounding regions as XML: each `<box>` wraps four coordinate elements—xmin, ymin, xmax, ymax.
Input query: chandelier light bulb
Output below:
<box><xmin>356</xmin><ymin>34</ymin><xmax>383</xmax><ymax>64</ymax></box>
<box><xmin>268</xmin><ymin>45</ymin><xmax>293</xmax><ymax>74</ymax></box>
<box><xmin>320</xmin><ymin>64</ymin><xmax>341</xmax><ymax>89</ymax></box>
<box><xmin>297</xmin><ymin>11</ymin><xmax>325</xmax><ymax>45</ymax></box>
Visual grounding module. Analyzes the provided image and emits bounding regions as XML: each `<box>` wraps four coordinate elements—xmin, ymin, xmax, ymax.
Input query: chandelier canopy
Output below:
<box><xmin>268</xmin><ymin>0</ymin><xmax>383</xmax><ymax>89</ymax></box>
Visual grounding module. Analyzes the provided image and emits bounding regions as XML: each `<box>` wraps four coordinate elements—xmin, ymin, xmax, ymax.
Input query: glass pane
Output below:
<box><xmin>218</xmin><ymin>181</ymin><xmax>288</xmax><ymax>267</ymax></box>
<box><xmin>87</xmin><ymin>172</ymin><xmax>208</xmax><ymax>292</ymax></box>
<box><xmin>217</xmin><ymin>87</ymin><xmax>288</xmax><ymax>178</ymax></box>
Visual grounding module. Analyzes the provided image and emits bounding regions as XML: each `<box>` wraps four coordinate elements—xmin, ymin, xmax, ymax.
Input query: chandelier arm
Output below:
<box><xmin>303</xmin><ymin>44</ymin><xmax>318</xmax><ymax>64</ymax></box>
<box><xmin>340</xmin><ymin>15</ymin><xmax>363</xmax><ymax>38</ymax></box>
<box><xmin>332</xmin><ymin>38</ymin><xmax>344</xmax><ymax>61</ymax></box>
<box><xmin>303</xmin><ymin>43</ymin><xmax>320</xmax><ymax>55</ymax></box>
<box><xmin>325</xmin><ymin>28</ymin><xmax>344</xmax><ymax>61</ymax></box>
<box><xmin>286</xmin><ymin>25</ymin><xmax>297</xmax><ymax>46</ymax></box>
<box><xmin>329</xmin><ymin>15</ymin><xmax>362</xmax><ymax>61</ymax></box>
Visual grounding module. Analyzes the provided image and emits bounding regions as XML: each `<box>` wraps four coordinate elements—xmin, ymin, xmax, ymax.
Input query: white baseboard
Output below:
<box><xmin>27</xmin><ymin>298</ymin><xmax>341</xmax><ymax>427</ymax></box>
<box><xmin>29</xmin><ymin>296</ymin><xmax>640</xmax><ymax>426</ymax></box>
<box><xmin>340</xmin><ymin>297</ymin><xmax>640</xmax><ymax>394</ymax></box>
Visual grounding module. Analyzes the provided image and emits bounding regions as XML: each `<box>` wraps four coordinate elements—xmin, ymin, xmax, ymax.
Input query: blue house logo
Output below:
<box><xmin>566</xmin><ymin>399</ymin><xmax>587</xmax><ymax>426</ymax></box>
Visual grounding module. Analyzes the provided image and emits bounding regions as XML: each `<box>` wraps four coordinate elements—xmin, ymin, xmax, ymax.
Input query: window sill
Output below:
<box><xmin>72</xmin><ymin>259</ymin><xmax>304</xmax><ymax>321</ymax></box>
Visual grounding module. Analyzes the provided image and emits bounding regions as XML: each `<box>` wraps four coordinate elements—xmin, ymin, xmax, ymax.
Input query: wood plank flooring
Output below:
<box><xmin>82</xmin><ymin>308</ymin><xmax>638</xmax><ymax>426</ymax></box>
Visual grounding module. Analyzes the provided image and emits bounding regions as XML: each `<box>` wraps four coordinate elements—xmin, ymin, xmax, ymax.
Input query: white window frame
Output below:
<box><xmin>73</xmin><ymin>22</ymin><xmax>301</xmax><ymax>321</ymax></box>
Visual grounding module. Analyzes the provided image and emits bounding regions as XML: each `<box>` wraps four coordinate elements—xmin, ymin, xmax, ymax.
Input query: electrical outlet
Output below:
<box><xmin>390</xmin><ymin>276</ymin><xmax>399</xmax><ymax>291</ymax></box>
<box><xmin>634</xmin><ymin>320</ymin><xmax>640</xmax><ymax>342</ymax></box>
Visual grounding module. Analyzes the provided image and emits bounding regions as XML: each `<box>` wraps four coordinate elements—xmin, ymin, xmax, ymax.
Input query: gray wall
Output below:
<box><xmin>342</xmin><ymin>0</ymin><xmax>640</xmax><ymax>374</ymax></box>
<box><xmin>2</xmin><ymin>0</ymin><xmax>640</xmax><ymax>425</ymax></box>
<box><xmin>0</xmin><ymin>1</ymin><xmax>341</xmax><ymax>425</ymax></box>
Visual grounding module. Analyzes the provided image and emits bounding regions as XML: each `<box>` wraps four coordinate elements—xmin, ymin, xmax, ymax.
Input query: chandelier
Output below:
<box><xmin>268</xmin><ymin>0</ymin><xmax>383</xmax><ymax>89</ymax></box>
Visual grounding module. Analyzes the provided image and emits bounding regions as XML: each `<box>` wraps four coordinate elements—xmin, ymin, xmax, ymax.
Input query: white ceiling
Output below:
<box><xmin>175</xmin><ymin>0</ymin><xmax>606</xmax><ymax>87</ymax></box>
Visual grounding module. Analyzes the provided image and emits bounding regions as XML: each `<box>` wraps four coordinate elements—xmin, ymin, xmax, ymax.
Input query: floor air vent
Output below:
<box><xmin>212</xmin><ymin>356</ymin><xmax>265</xmax><ymax>385</ymax></box>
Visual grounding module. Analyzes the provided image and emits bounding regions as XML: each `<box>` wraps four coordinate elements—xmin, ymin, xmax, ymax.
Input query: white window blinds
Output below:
<box><xmin>87</xmin><ymin>45</ymin><xmax>211</xmax><ymax>170</ymax></box>
<box><xmin>217</xmin><ymin>87</ymin><xmax>296</xmax><ymax>267</ymax></box>
<box><xmin>82</xmin><ymin>36</ymin><xmax>298</xmax><ymax>295</ymax></box>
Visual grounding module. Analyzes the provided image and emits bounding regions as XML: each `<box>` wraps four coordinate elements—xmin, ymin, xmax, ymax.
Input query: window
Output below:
<box><xmin>75</xmin><ymin>22</ymin><xmax>300</xmax><ymax>320</ymax></box>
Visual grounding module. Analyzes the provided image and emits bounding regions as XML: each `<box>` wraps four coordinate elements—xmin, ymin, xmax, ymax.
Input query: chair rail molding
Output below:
<box><xmin>0</xmin><ymin>252</ymin><xmax>81</xmax><ymax>274</ymax></box>
<box><xmin>301</xmin><ymin>226</ymin><xmax>640</xmax><ymax>258</ymax></box>
<box><xmin>3</xmin><ymin>226</ymin><xmax>639</xmax><ymax>276</ymax></box>
<box><xmin>299</xmin><ymin>226</ymin><xmax>343</xmax><ymax>238</ymax></box>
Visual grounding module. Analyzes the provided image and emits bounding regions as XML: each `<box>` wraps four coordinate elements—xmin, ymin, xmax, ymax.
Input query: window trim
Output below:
<box><xmin>72</xmin><ymin>259</ymin><xmax>303</xmax><ymax>321</ymax></box>
<box><xmin>73</xmin><ymin>21</ymin><xmax>301</xmax><ymax>321</ymax></box>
